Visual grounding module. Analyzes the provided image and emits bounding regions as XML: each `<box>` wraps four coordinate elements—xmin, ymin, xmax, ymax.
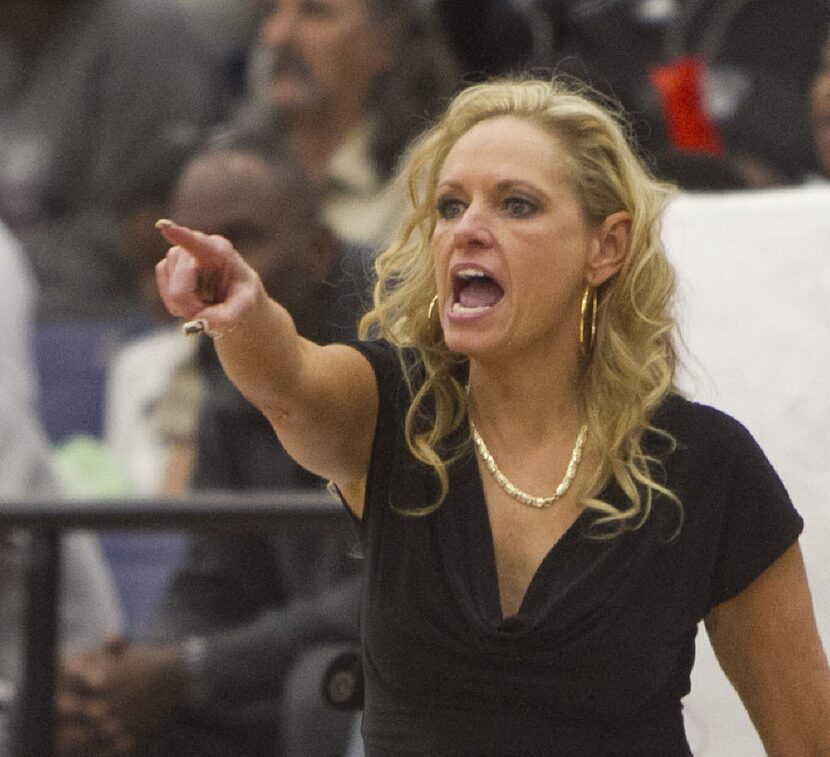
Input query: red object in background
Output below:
<box><xmin>650</xmin><ymin>56</ymin><xmax>723</xmax><ymax>156</ymax></box>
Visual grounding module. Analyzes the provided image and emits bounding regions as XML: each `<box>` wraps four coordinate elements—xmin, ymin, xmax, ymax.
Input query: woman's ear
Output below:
<box><xmin>586</xmin><ymin>211</ymin><xmax>631</xmax><ymax>286</ymax></box>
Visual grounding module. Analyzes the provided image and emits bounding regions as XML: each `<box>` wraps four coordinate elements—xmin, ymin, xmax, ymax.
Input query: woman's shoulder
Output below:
<box><xmin>654</xmin><ymin>392</ymin><xmax>751</xmax><ymax>438</ymax></box>
<box><xmin>652</xmin><ymin>393</ymin><xmax>772</xmax><ymax>469</ymax></box>
<box><xmin>345</xmin><ymin>338</ymin><xmax>422</xmax><ymax>416</ymax></box>
<box><xmin>347</xmin><ymin>337</ymin><xmax>397</xmax><ymax>362</ymax></box>
<box><xmin>346</xmin><ymin>339</ymin><xmax>421</xmax><ymax>382</ymax></box>
<box><xmin>347</xmin><ymin>338</ymin><xmax>399</xmax><ymax>381</ymax></box>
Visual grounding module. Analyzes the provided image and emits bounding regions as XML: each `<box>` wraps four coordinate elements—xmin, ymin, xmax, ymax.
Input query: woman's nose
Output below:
<box><xmin>452</xmin><ymin>203</ymin><xmax>494</xmax><ymax>250</ymax></box>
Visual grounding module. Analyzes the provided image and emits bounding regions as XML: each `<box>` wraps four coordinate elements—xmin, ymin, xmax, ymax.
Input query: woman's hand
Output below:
<box><xmin>154</xmin><ymin>220</ymin><xmax>265</xmax><ymax>338</ymax></box>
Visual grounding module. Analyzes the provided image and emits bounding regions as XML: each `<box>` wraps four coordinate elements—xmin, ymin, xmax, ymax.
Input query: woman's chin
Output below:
<box><xmin>440</xmin><ymin>301</ymin><xmax>512</xmax><ymax>359</ymax></box>
<box><xmin>443</xmin><ymin>327</ymin><xmax>496</xmax><ymax>361</ymax></box>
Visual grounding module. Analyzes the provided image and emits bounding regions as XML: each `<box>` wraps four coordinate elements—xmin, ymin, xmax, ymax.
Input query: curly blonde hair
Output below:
<box><xmin>359</xmin><ymin>77</ymin><xmax>680</xmax><ymax>533</ymax></box>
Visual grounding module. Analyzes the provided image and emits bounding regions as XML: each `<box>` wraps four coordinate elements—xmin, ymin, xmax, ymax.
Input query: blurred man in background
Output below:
<box><xmin>229</xmin><ymin>0</ymin><xmax>459</xmax><ymax>249</ymax></box>
<box><xmin>57</xmin><ymin>144</ymin><xmax>367</xmax><ymax>757</ymax></box>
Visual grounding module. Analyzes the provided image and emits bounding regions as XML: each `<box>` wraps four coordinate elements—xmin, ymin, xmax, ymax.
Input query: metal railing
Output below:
<box><xmin>0</xmin><ymin>491</ymin><xmax>347</xmax><ymax>757</ymax></box>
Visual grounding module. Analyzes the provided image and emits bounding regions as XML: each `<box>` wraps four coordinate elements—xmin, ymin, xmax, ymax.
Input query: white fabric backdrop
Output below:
<box><xmin>663</xmin><ymin>186</ymin><xmax>830</xmax><ymax>755</ymax></box>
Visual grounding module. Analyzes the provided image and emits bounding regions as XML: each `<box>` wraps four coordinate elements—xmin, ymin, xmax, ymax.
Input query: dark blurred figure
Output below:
<box><xmin>228</xmin><ymin>0</ymin><xmax>460</xmax><ymax>248</ymax></box>
<box><xmin>810</xmin><ymin>33</ymin><xmax>830</xmax><ymax>178</ymax></box>
<box><xmin>436</xmin><ymin>0</ymin><xmax>829</xmax><ymax>188</ymax></box>
<box><xmin>57</xmin><ymin>145</ymin><xmax>367</xmax><ymax>757</ymax></box>
<box><xmin>0</xmin><ymin>0</ymin><xmax>228</xmax><ymax>321</ymax></box>
<box><xmin>650</xmin><ymin>148</ymin><xmax>748</xmax><ymax>192</ymax></box>
<box><xmin>433</xmin><ymin>0</ymin><xmax>550</xmax><ymax>79</ymax></box>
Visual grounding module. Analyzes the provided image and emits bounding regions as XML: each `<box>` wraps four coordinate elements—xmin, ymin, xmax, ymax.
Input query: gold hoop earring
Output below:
<box><xmin>428</xmin><ymin>294</ymin><xmax>439</xmax><ymax>323</ymax></box>
<box><xmin>579</xmin><ymin>286</ymin><xmax>597</xmax><ymax>357</ymax></box>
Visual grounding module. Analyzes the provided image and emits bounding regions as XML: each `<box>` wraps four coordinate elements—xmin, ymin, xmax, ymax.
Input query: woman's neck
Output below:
<box><xmin>467</xmin><ymin>349</ymin><xmax>585</xmax><ymax>444</ymax></box>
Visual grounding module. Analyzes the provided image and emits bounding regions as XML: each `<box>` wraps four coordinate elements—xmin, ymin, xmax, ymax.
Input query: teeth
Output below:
<box><xmin>451</xmin><ymin>302</ymin><xmax>491</xmax><ymax>315</ymax></box>
<box><xmin>456</xmin><ymin>269</ymin><xmax>488</xmax><ymax>281</ymax></box>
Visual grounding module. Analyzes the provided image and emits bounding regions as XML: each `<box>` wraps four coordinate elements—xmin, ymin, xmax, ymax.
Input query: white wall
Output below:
<box><xmin>663</xmin><ymin>186</ymin><xmax>830</xmax><ymax>755</ymax></box>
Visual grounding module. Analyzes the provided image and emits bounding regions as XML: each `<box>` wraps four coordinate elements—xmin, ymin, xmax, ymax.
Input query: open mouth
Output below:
<box><xmin>451</xmin><ymin>268</ymin><xmax>504</xmax><ymax>315</ymax></box>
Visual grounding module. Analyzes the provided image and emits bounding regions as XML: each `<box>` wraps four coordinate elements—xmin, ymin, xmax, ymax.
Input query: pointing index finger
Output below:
<box><xmin>155</xmin><ymin>219</ymin><xmax>233</xmax><ymax>268</ymax></box>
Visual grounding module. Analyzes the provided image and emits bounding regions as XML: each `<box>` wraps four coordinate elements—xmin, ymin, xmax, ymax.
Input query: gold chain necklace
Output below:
<box><xmin>469</xmin><ymin>418</ymin><xmax>587</xmax><ymax>509</ymax></box>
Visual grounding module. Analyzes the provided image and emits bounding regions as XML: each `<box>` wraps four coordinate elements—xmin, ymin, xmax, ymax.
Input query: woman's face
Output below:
<box><xmin>811</xmin><ymin>43</ymin><xmax>830</xmax><ymax>176</ymax></box>
<box><xmin>431</xmin><ymin>115</ymin><xmax>596</xmax><ymax>365</ymax></box>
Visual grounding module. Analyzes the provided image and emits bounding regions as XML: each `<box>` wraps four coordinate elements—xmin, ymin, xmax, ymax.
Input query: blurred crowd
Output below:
<box><xmin>0</xmin><ymin>0</ymin><xmax>828</xmax><ymax>755</ymax></box>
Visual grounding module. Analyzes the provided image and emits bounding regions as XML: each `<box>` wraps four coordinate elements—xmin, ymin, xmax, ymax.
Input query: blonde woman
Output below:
<box><xmin>155</xmin><ymin>79</ymin><xmax>830</xmax><ymax>755</ymax></box>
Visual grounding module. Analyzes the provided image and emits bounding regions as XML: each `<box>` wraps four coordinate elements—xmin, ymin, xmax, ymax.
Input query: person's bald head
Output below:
<box><xmin>169</xmin><ymin>149</ymin><xmax>332</xmax><ymax>316</ymax></box>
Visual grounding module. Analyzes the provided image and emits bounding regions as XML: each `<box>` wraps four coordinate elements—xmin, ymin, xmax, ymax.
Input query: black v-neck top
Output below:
<box><xmin>348</xmin><ymin>340</ymin><xmax>802</xmax><ymax>756</ymax></box>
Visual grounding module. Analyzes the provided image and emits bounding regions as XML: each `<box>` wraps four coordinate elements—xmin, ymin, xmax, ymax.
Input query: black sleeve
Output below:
<box><xmin>341</xmin><ymin>340</ymin><xmax>408</xmax><ymax>522</ymax></box>
<box><xmin>344</xmin><ymin>339</ymin><xmax>403</xmax><ymax>391</ymax></box>
<box><xmin>707</xmin><ymin>418</ymin><xmax>803</xmax><ymax>609</ymax></box>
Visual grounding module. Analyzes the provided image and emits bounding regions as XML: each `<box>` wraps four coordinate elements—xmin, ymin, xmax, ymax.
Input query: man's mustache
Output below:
<box><xmin>268</xmin><ymin>45</ymin><xmax>315</xmax><ymax>82</ymax></box>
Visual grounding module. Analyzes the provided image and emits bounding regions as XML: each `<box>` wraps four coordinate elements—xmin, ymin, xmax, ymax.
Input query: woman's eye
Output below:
<box><xmin>436</xmin><ymin>197</ymin><xmax>465</xmax><ymax>220</ymax></box>
<box><xmin>503</xmin><ymin>196</ymin><xmax>536</xmax><ymax>217</ymax></box>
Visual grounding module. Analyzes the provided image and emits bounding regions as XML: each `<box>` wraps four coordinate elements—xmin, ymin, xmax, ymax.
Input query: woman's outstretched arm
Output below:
<box><xmin>155</xmin><ymin>221</ymin><xmax>377</xmax><ymax>513</ymax></box>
